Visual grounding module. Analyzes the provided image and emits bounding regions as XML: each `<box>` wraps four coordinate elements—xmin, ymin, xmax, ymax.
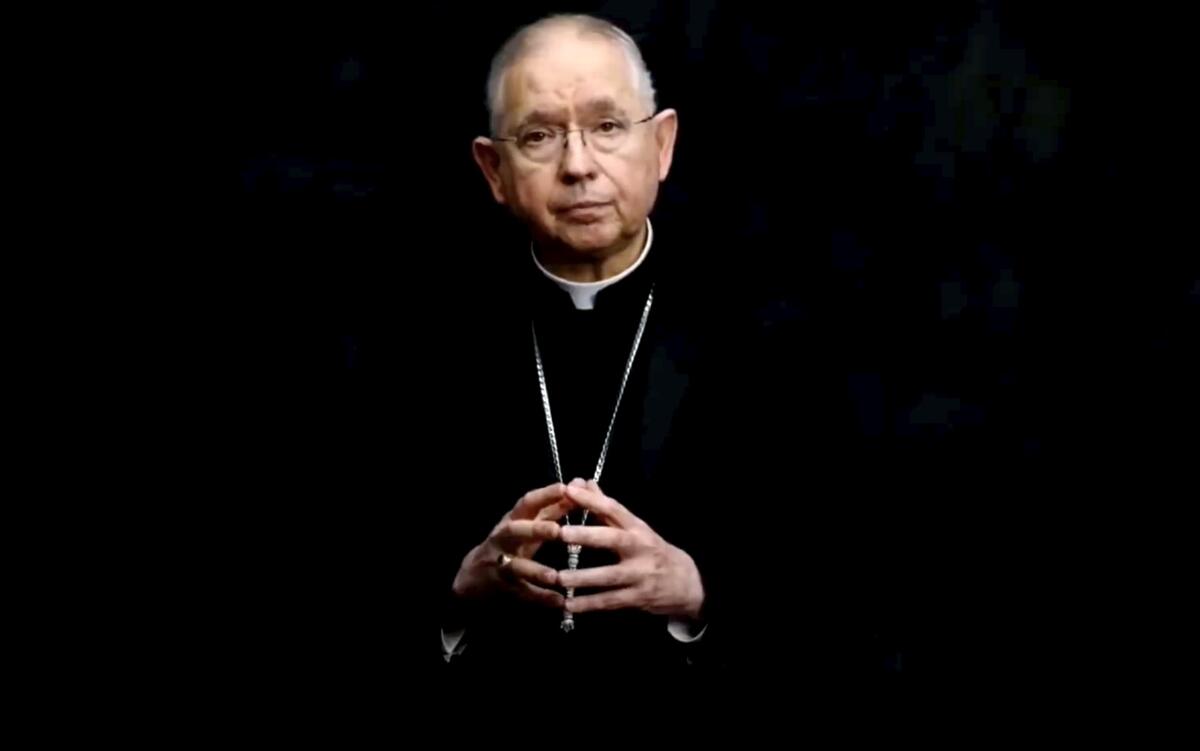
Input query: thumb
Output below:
<box><xmin>569</xmin><ymin>477</ymin><xmax>587</xmax><ymax>488</ymax></box>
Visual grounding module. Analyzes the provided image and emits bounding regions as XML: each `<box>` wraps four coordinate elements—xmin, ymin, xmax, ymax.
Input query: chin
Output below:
<box><xmin>554</xmin><ymin>221</ymin><xmax>622</xmax><ymax>255</ymax></box>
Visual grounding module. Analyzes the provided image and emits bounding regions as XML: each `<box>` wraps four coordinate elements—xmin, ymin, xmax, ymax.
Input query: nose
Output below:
<box><xmin>558</xmin><ymin>129</ymin><xmax>597</xmax><ymax>184</ymax></box>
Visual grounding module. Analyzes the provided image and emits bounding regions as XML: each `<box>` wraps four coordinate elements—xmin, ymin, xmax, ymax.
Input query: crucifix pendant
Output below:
<box><xmin>561</xmin><ymin>543</ymin><xmax>581</xmax><ymax>632</ymax></box>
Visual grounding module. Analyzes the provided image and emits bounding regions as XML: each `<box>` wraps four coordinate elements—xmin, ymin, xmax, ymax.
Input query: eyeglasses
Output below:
<box><xmin>494</xmin><ymin>114</ymin><xmax>655</xmax><ymax>163</ymax></box>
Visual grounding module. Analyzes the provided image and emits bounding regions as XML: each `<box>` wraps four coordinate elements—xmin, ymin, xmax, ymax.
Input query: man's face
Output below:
<box><xmin>474</xmin><ymin>32</ymin><xmax>677</xmax><ymax>258</ymax></box>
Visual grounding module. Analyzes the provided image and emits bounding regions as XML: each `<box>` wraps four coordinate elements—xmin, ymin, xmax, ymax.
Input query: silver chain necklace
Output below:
<box><xmin>532</xmin><ymin>285</ymin><xmax>655</xmax><ymax>632</ymax></box>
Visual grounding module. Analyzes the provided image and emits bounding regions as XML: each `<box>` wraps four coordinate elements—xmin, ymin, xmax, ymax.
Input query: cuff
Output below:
<box><xmin>667</xmin><ymin>617</ymin><xmax>708</xmax><ymax>643</ymax></box>
<box><xmin>441</xmin><ymin>625</ymin><xmax>469</xmax><ymax>662</ymax></box>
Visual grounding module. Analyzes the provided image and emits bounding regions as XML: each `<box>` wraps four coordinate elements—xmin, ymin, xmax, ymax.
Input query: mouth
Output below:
<box><xmin>556</xmin><ymin>201</ymin><xmax>613</xmax><ymax>219</ymax></box>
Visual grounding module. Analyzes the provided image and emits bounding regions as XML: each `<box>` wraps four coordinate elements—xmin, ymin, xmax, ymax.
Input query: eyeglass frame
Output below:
<box><xmin>492</xmin><ymin>113</ymin><xmax>657</xmax><ymax>160</ymax></box>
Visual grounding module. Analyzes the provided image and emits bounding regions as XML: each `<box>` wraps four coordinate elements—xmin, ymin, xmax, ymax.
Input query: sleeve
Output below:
<box><xmin>441</xmin><ymin>626</ymin><xmax>469</xmax><ymax>662</ymax></box>
<box><xmin>667</xmin><ymin>617</ymin><xmax>708</xmax><ymax>643</ymax></box>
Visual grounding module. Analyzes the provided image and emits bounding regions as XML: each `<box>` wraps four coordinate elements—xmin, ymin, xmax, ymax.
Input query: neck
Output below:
<box><xmin>535</xmin><ymin>224</ymin><xmax>647</xmax><ymax>283</ymax></box>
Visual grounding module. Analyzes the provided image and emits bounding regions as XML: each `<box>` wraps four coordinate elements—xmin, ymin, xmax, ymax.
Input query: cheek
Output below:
<box><xmin>508</xmin><ymin>172</ymin><xmax>553</xmax><ymax>219</ymax></box>
<box><xmin>612</xmin><ymin>157</ymin><xmax>659</xmax><ymax>212</ymax></box>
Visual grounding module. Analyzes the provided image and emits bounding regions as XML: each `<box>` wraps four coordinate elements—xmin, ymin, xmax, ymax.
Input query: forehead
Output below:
<box><xmin>501</xmin><ymin>33</ymin><xmax>640</xmax><ymax>124</ymax></box>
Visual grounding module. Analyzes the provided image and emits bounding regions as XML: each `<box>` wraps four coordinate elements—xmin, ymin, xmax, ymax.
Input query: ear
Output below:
<box><xmin>472</xmin><ymin>137</ymin><xmax>508</xmax><ymax>205</ymax></box>
<box><xmin>652</xmin><ymin>108</ymin><xmax>679</xmax><ymax>182</ymax></box>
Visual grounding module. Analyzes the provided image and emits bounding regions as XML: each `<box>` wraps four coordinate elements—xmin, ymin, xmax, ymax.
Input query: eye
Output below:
<box><xmin>519</xmin><ymin>129</ymin><xmax>553</xmax><ymax>146</ymax></box>
<box><xmin>596</xmin><ymin>120</ymin><xmax>623</xmax><ymax>134</ymax></box>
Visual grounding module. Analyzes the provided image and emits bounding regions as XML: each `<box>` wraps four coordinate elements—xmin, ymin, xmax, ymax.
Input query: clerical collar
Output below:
<box><xmin>530</xmin><ymin>218</ymin><xmax>653</xmax><ymax>311</ymax></box>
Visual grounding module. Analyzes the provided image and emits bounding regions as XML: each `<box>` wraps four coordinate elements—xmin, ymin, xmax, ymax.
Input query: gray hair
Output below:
<box><xmin>485</xmin><ymin>14</ymin><xmax>657</xmax><ymax>136</ymax></box>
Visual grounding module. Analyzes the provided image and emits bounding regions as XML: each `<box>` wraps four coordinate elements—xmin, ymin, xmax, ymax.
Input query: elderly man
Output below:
<box><xmin>432</xmin><ymin>13</ymin><xmax>885</xmax><ymax>673</ymax></box>
<box><xmin>435</xmin><ymin>14</ymin><xmax>727</xmax><ymax>669</ymax></box>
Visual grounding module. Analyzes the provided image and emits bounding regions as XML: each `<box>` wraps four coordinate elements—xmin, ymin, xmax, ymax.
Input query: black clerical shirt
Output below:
<box><xmin>440</xmin><ymin>220</ymin><xmax>718</xmax><ymax>669</ymax></box>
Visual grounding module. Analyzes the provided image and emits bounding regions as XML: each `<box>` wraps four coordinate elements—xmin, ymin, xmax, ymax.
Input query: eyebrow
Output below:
<box><xmin>515</xmin><ymin>98</ymin><xmax>630</xmax><ymax>129</ymax></box>
<box><xmin>579</xmin><ymin>97</ymin><xmax>627</xmax><ymax>118</ymax></box>
<box><xmin>516</xmin><ymin>109</ymin><xmax>567</xmax><ymax>129</ymax></box>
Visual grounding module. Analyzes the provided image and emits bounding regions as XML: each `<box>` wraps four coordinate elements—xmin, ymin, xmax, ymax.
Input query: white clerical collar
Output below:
<box><xmin>531</xmin><ymin>219</ymin><xmax>653</xmax><ymax>311</ymax></box>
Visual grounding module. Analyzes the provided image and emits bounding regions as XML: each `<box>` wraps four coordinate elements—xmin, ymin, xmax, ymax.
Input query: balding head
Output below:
<box><xmin>486</xmin><ymin>15</ymin><xmax>656</xmax><ymax>136</ymax></box>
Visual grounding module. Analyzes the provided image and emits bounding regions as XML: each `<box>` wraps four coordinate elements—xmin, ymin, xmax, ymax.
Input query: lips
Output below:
<box><xmin>557</xmin><ymin>200</ymin><xmax>611</xmax><ymax>212</ymax></box>
<box><xmin>557</xmin><ymin>202</ymin><xmax>612</xmax><ymax>224</ymax></box>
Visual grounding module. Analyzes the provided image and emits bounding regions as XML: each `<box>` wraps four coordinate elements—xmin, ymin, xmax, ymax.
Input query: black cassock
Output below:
<box><xmin>436</xmin><ymin>237</ymin><xmax>720</xmax><ymax>670</ymax></box>
<box><xmin>404</xmin><ymin>228</ymin><xmax>895</xmax><ymax>675</ymax></box>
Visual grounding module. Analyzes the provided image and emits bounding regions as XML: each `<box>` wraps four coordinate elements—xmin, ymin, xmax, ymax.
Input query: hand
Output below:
<box><xmin>451</xmin><ymin>481</ymin><xmax>575</xmax><ymax>608</ymax></box>
<box><xmin>557</xmin><ymin>480</ymin><xmax>705</xmax><ymax>620</ymax></box>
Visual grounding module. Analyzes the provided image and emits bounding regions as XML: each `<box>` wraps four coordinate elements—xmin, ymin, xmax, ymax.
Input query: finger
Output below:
<box><xmin>504</xmin><ymin>555</ymin><xmax>560</xmax><ymax>589</ymax></box>
<box><xmin>566</xmin><ymin>588</ymin><xmax>638</xmax><ymax>613</ymax></box>
<box><xmin>511</xmin><ymin>483</ymin><xmax>567</xmax><ymax>520</ymax></box>
<box><xmin>494</xmin><ymin>519</ymin><xmax>561</xmax><ymax>546</ymax></box>
<box><xmin>558</xmin><ymin>564</ymin><xmax>640</xmax><ymax>590</ymax></box>
<box><xmin>517</xmin><ymin>502</ymin><xmax>575</xmax><ymax>558</ymax></box>
<box><xmin>534</xmin><ymin>499</ymin><xmax>576</xmax><ymax>523</ymax></box>
<box><xmin>513</xmin><ymin>580</ymin><xmax>565</xmax><ymax>609</ymax></box>
<box><xmin>558</xmin><ymin>525</ymin><xmax>635</xmax><ymax>552</ymax></box>
<box><xmin>569</xmin><ymin>477</ymin><xmax>588</xmax><ymax>488</ymax></box>
<box><xmin>563</xmin><ymin>484</ymin><xmax>642</xmax><ymax>529</ymax></box>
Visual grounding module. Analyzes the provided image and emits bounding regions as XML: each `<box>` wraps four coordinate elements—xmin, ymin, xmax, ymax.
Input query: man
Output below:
<box><xmin>428</xmin><ymin>13</ymin><xmax>887</xmax><ymax>673</ymax></box>
<box><xmin>408</xmin><ymin>10</ymin><xmax>912</xmax><ymax>676</ymax></box>
<box><xmin>439</xmin><ymin>14</ymin><xmax>709</xmax><ymax>669</ymax></box>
